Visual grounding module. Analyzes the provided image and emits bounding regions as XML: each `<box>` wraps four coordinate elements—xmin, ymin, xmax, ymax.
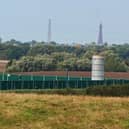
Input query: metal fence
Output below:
<box><xmin>0</xmin><ymin>73</ymin><xmax>129</xmax><ymax>90</ymax></box>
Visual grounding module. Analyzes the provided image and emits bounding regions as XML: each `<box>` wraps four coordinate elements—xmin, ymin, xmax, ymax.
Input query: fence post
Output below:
<box><xmin>66</xmin><ymin>69</ymin><xmax>69</xmax><ymax>89</ymax></box>
<box><xmin>0</xmin><ymin>81</ymin><xmax>1</xmax><ymax>91</ymax></box>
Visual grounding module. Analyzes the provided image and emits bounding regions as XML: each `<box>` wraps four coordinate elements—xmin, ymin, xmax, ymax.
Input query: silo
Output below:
<box><xmin>91</xmin><ymin>55</ymin><xmax>104</xmax><ymax>81</ymax></box>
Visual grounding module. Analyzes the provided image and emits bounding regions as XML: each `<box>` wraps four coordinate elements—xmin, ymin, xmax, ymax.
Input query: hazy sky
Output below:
<box><xmin>0</xmin><ymin>0</ymin><xmax>129</xmax><ymax>44</ymax></box>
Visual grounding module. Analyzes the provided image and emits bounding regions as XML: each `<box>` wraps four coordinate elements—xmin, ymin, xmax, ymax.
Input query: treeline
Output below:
<box><xmin>0</xmin><ymin>39</ymin><xmax>128</xmax><ymax>72</ymax></box>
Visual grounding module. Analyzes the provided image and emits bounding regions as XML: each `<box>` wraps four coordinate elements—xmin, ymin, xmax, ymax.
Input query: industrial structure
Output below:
<box><xmin>47</xmin><ymin>19</ymin><xmax>52</xmax><ymax>44</ymax></box>
<box><xmin>0</xmin><ymin>22</ymin><xmax>128</xmax><ymax>90</ymax></box>
<box><xmin>97</xmin><ymin>23</ymin><xmax>103</xmax><ymax>45</ymax></box>
<box><xmin>91</xmin><ymin>23</ymin><xmax>105</xmax><ymax>80</ymax></box>
<box><xmin>91</xmin><ymin>55</ymin><xmax>104</xmax><ymax>81</ymax></box>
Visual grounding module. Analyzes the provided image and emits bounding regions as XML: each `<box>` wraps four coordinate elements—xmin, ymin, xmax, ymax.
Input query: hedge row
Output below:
<box><xmin>1</xmin><ymin>84</ymin><xmax>129</xmax><ymax>97</ymax></box>
<box><xmin>86</xmin><ymin>85</ymin><xmax>129</xmax><ymax>96</ymax></box>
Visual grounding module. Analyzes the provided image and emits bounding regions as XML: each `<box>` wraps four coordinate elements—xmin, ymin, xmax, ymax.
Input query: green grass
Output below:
<box><xmin>0</xmin><ymin>94</ymin><xmax>129</xmax><ymax>129</ymax></box>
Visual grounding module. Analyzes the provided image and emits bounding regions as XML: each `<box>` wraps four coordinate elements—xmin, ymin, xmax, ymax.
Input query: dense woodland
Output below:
<box><xmin>0</xmin><ymin>39</ymin><xmax>129</xmax><ymax>72</ymax></box>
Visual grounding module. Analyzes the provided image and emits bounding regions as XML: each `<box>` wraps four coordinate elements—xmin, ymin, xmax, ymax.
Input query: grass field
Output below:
<box><xmin>0</xmin><ymin>94</ymin><xmax>129</xmax><ymax>129</ymax></box>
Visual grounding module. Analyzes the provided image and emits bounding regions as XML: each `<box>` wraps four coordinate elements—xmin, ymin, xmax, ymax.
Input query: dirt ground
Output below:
<box><xmin>15</xmin><ymin>71</ymin><xmax>129</xmax><ymax>79</ymax></box>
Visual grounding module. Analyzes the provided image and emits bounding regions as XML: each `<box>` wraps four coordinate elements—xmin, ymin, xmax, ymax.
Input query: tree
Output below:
<box><xmin>103</xmin><ymin>51</ymin><xmax>128</xmax><ymax>72</ymax></box>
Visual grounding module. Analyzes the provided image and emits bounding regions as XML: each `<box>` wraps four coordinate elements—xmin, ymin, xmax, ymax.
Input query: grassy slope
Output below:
<box><xmin>0</xmin><ymin>94</ymin><xmax>129</xmax><ymax>129</ymax></box>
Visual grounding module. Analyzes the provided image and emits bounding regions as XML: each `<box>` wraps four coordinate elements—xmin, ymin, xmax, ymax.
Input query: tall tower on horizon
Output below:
<box><xmin>48</xmin><ymin>19</ymin><xmax>52</xmax><ymax>43</ymax></box>
<box><xmin>97</xmin><ymin>23</ymin><xmax>103</xmax><ymax>45</ymax></box>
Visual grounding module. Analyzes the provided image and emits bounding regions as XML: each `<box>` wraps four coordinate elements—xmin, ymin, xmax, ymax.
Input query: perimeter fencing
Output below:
<box><xmin>0</xmin><ymin>73</ymin><xmax>129</xmax><ymax>90</ymax></box>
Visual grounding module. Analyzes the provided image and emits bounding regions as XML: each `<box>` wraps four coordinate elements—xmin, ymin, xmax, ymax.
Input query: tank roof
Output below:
<box><xmin>92</xmin><ymin>55</ymin><xmax>104</xmax><ymax>59</ymax></box>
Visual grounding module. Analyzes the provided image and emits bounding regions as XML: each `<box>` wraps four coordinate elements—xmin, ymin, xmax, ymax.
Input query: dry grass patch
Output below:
<box><xmin>0</xmin><ymin>93</ymin><xmax>129</xmax><ymax>129</ymax></box>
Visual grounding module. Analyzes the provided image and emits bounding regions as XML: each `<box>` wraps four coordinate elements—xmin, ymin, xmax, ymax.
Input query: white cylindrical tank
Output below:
<box><xmin>91</xmin><ymin>55</ymin><xmax>104</xmax><ymax>81</ymax></box>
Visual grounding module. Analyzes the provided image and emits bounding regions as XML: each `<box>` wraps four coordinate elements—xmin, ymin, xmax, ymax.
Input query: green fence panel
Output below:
<box><xmin>0</xmin><ymin>73</ymin><xmax>129</xmax><ymax>90</ymax></box>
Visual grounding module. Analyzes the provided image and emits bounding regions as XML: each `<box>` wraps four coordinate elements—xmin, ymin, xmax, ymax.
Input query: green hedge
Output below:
<box><xmin>86</xmin><ymin>85</ymin><xmax>129</xmax><ymax>96</ymax></box>
<box><xmin>1</xmin><ymin>84</ymin><xmax>129</xmax><ymax>97</ymax></box>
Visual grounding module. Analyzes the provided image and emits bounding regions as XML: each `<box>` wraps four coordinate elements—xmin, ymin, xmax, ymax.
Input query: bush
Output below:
<box><xmin>86</xmin><ymin>85</ymin><xmax>129</xmax><ymax>96</ymax></box>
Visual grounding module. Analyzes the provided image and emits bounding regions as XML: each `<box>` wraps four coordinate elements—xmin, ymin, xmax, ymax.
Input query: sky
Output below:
<box><xmin>0</xmin><ymin>0</ymin><xmax>129</xmax><ymax>44</ymax></box>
